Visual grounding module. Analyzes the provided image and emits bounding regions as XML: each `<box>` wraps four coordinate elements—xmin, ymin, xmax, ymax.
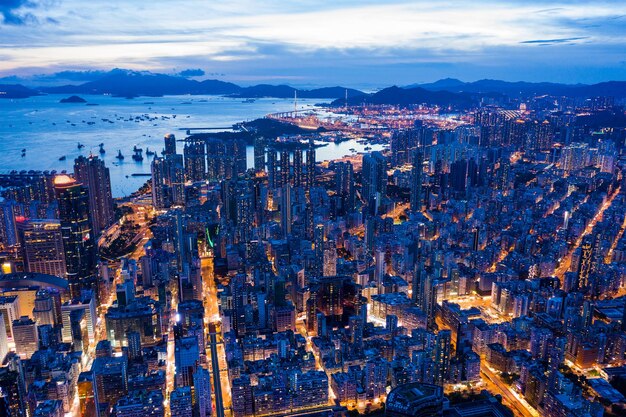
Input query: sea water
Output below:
<box><xmin>0</xmin><ymin>94</ymin><xmax>383</xmax><ymax>197</ymax></box>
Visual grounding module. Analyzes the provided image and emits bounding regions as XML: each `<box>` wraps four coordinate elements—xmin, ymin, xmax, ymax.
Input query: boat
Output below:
<box><xmin>242</xmin><ymin>98</ymin><xmax>256</xmax><ymax>103</ymax></box>
<box><xmin>116</xmin><ymin>150</ymin><xmax>124</xmax><ymax>160</ymax></box>
<box><xmin>59</xmin><ymin>156</ymin><xmax>66</xmax><ymax>161</ymax></box>
<box><xmin>21</xmin><ymin>148</ymin><xmax>26</xmax><ymax>153</ymax></box>
<box><xmin>99</xmin><ymin>143</ymin><xmax>105</xmax><ymax>154</ymax></box>
<box><xmin>132</xmin><ymin>147</ymin><xmax>144</xmax><ymax>162</ymax></box>
<box><xmin>77</xmin><ymin>142</ymin><xmax>84</xmax><ymax>149</ymax></box>
<box><xmin>146</xmin><ymin>148</ymin><xmax>155</xmax><ymax>156</ymax></box>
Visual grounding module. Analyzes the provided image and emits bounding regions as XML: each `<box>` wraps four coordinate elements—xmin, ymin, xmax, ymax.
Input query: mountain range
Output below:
<box><xmin>409</xmin><ymin>78</ymin><xmax>626</xmax><ymax>99</ymax></box>
<box><xmin>2</xmin><ymin>69</ymin><xmax>364</xmax><ymax>100</ymax></box>
<box><xmin>1</xmin><ymin>69</ymin><xmax>626</xmax><ymax>106</ymax></box>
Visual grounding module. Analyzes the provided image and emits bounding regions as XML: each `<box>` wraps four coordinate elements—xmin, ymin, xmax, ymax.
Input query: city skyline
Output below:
<box><xmin>1</xmin><ymin>1</ymin><xmax>626</xmax><ymax>87</ymax></box>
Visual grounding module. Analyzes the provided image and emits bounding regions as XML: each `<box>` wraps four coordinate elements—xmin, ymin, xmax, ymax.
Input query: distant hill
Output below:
<box><xmin>232</xmin><ymin>84</ymin><xmax>364</xmax><ymax>99</ymax></box>
<box><xmin>410</xmin><ymin>78</ymin><xmax>626</xmax><ymax>98</ymax></box>
<box><xmin>331</xmin><ymin>85</ymin><xmax>480</xmax><ymax>108</ymax></box>
<box><xmin>36</xmin><ymin>69</ymin><xmax>361</xmax><ymax>99</ymax></box>
<box><xmin>0</xmin><ymin>84</ymin><xmax>40</xmax><ymax>98</ymax></box>
<box><xmin>41</xmin><ymin>69</ymin><xmax>240</xmax><ymax>97</ymax></box>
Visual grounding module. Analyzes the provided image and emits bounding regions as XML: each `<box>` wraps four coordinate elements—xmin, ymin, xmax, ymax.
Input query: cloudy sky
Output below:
<box><xmin>1</xmin><ymin>0</ymin><xmax>625</xmax><ymax>87</ymax></box>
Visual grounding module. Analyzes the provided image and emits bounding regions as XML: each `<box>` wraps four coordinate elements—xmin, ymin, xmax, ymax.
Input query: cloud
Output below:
<box><xmin>177</xmin><ymin>68</ymin><xmax>205</xmax><ymax>77</ymax></box>
<box><xmin>1</xmin><ymin>1</ymin><xmax>626</xmax><ymax>84</ymax></box>
<box><xmin>0</xmin><ymin>0</ymin><xmax>39</xmax><ymax>25</ymax></box>
<box><xmin>520</xmin><ymin>37</ymin><xmax>588</xmax><ymax>45</ymax></box>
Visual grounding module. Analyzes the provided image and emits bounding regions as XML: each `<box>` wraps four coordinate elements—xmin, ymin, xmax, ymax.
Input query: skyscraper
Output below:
<box><xmin>267</xmin><ymin>148</ymin><xmax>279</xmax><ymax>189</ymax></box>
<box><xmin>334</xmin><ymin>161</ymin><xmax>355</xmax><ymax>214</ymax></box>
<box><xmin>306</xmin><ymin>139</ymin><xmax>316</xmax><ymax>188</ymax></box>
<box><xmin>280</xmin><ymin>149</ymin><xmax>290</xmax><ymax>186</ymax></box>
<box><xmin>54</xmin><ymin>175</ymin><xmax>96</xmax><ymax>299</ymax></box>
<box><xmin>362</xmin><ymin>151</ymin><xmax>387</xmax><ymax>209</ymax></box>
<box><xmin>280</xmin><ymin>185</ymin><xmax>292</xmax><ymax>237</ymax></box>
<box><xmin>253</xmin><ymin>137</ymin><xmax>266</xmax><ymax>172</ymax></box>
<box><xmin>193</xmin><ymin>367</ymin><xmax>212</xmax><ymax>417</ymax></box>
<box><xmin>410</xmin><ymin>149</ymin><xmax>423</xmax><ymax>212</ymax></box>
<box><xmin>293</xmin><ymin>148</ymin><xmax>303</xmax><ymax>187</ymax></box>
<box><xmin>17</xmin><ymin>218</ymin><xmax>67</xmax><ymax>277</ymax></box>
<box><xmin>151</xmin><ymin>155</ymin><xmax>185</xmax><ymax>209</ymax></box>
<box><xmin>164</xmin><ymin>133</ymin><xmax>177</xmax><ymax>156</ymax></box>
<box><xmin>183</xmin><ymin>140</ymin><xmax>206</xmax><ymax>182</ymax></box>
<box><xmin>73</xmin><ymin>155</ymin><xmax>114</xmax><ymax>236</ymax></box>
<box><xmin>433</xmin><ymin>330</ymin><xmax>451</xmax><ymax>386</ymax></box>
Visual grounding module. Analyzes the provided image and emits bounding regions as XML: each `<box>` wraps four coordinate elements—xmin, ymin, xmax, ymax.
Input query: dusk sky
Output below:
<box><xmin>2</xmin><ymin>0</ymin><xmax>626</xmax><ymax>87</ymax></box>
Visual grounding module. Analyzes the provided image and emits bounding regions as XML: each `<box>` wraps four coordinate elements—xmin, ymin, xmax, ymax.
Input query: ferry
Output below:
<box><xmin>116</xmin><ymin>150</ymin><xmax>125</xmax><ymax>160</ymax></box>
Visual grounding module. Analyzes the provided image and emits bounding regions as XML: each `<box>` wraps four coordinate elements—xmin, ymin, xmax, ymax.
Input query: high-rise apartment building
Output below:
<box><xmin>74</xmin><ymin>155</ymin><xmax>114</xmax><ymax>236</ymax></box>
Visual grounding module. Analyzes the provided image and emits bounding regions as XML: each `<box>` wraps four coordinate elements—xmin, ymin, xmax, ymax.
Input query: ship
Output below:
<box><xmin>146</xmin><ymin>148</ymin><xmax>155</xmax><ymax>156</ymax></box>
<box><xmin>116</xmin><ymin>150</ymin><xmax>124</xmax><ymax>160</ymax></box>
<box><xmin>99</xmin><ymin>143</ymin><xmax>106</xmax><ymax>154</ymax></box>
<box><xmin>132</xmin><ymin>147</ymin><xmax>144</xmax><ymax>162</ymax></box>
<box><xmin>59</xmin><ymin>156</ymin><xmax>66</xmax><ymax>161</ymax></box>
<box><xmin>77</xmin><ymin>142</ymin><xmax>85</xmax><ymax>149</ymax></box>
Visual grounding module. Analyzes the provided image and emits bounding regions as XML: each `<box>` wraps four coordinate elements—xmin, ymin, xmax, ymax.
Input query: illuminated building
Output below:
<box><xmin>78</xmin><ymin>372</ymin><xmax>97</xmax><ymax>417</ymax></box>
<box><xmin>386</xmin><ymin>383</ymin><xmax>443</xmax><ymax>417</ymax></box>
<box><xmin>280</xmin><ymin>149</ymin><xmax>290</xmax><ymax>187</ymax></box>
<box><xmin>54</xmin><ymin>175</ymin><xmax>96</xmax><ymax>299</ymax></box>
<box><xmin>170</xmin><ymin>387</ymin><xmax>192</xmax><ymax>417</ymax></box>
<box><xmin>151</xmin><ymin>155</ymin><xmax>185</xmax><ymax>209</ymax></box>
<box><xmin>114</xmin><ymin>390</ymin><xmax>164</xmax><ymax>417</ymax></box>
<box><xmin>192</xmin><ymin>367</ymin><xmax>211</xmax><ymax>417</ymax></box>
<box><xmin>293</xmin><ymin>148</ymin><xmax>303</xmax><ymax>187</ymax></box>
<box><xmin>92</xmin><ymin>356</ymin><xmax>128</xmax><ymax>416</ymax></box>
<box><xmin>362</xmin><ymin>151</ymin><xmax>387</xmax><ymax>209</ymax></box>
<box><xmin>32</xmin><ymin>289</ymin><xmax>56</xmax><ymax>326</ymax></box>
<box><xmin>33</xmin><ymin>399</ymin><xmax>63</xmax><ymax>417</ymax></box>
<box><xmin>17</xmin><ymin>218</ymin><xmax>66</xmax><ymax>278</ymax></box>
<box><xmin>12</xmin><ymin>316</ymin><xmax>38</xmax><ymax>359</ymax></box>
<box><xmin>306</xmin><ymin>139</ymin><xmax>315</xmax><ymax>188</ymax></box>
<box><xmin>61</xmin><ymin>296</ymin><xmax>97</xmax><ymax>344</ymax></box>
<box><xmin>164</xmin><ymin>133</ymin><xmax>177</xmax><ymax>156</ymax></box>
<box><xmin>410</xmin><ymin>149</ymin><xmax>424</xmax><ymax>212</ymax></box>
<box><xmin>183</xmin><ymin>140</ymin><xmax>206</xmax><ymax>182</ymax></box>
<box><xmin>73</xmin><ymin>155</ymin><xmax>114</xmax><ymax>236</ymax></box>
<box><xmin>0</xmin><ymin>296</ymin><xmax>19</xmax><ymax>339</ymax></box>
<box><xmin>174</xmin><ymin>336</ymin><xmax>199</xmax><ymax>387</ymax></box>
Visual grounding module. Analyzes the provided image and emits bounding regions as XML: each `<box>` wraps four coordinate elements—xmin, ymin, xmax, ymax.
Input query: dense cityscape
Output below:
<box><xmin>0</xmin><ymin>88</ymin><xmax>625</xmax><ymax>417</ymax></box>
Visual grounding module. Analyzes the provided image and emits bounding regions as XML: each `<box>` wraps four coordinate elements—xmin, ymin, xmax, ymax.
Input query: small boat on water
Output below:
<box><xmin>59</xmin><ymin>156</ymin><xmax>66</xmax><ymax>161</ymax></box>
<box><xmin>116</xmin><ymin>150</ymin><xmax>125</xmax><ymax>160</ymax></box>
<box><xmin>99</xmin><ymin>143</ymin><xmax>105</xmax><ymax>154</ymax></box>
<box><xmin>132</xmin><ymin>147</ymin><xmax>143</xmax><ymax>162</ymax></box>
<box><xmin>77</xmin><ymin>142</ymin><xmax>84</xmax><ymax>149</ymax></box>
<box><xmin>146</xmin><ymin>148</ymin><xmax>155</xmax><ymax>156</ymax></box>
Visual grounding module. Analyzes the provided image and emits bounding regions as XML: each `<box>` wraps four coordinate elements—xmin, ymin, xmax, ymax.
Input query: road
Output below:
<box><xmin>481</xmin><ymin>365</ymin><xmax>538</xmax><ymax>417</ymax></box>
<box><xmin>555</xmin><ymin>186</ymin><xmax>621</xmax><ymax>280</ymax></box>
<box><xmin>201</xmin><ymin>255</ymin><xmax>232</xmax><ymax>417</ymax></box>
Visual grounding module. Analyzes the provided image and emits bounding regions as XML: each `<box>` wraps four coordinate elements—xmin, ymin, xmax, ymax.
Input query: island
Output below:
<box><xmin>59</xmin><ymin>95</ymin><xmax>87</xmax><ymax>103</ymax></box>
